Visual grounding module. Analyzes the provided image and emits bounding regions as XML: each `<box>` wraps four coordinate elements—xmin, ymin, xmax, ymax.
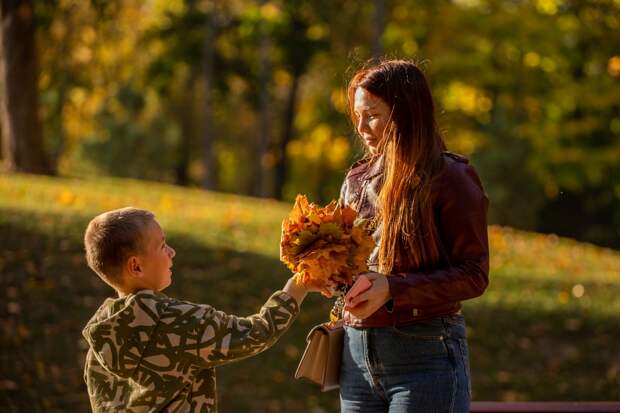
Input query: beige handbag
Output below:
<box><xmin>294</xmin><ymin>319</ymin><xmax>344</xmax><ymax>392</ymax></box>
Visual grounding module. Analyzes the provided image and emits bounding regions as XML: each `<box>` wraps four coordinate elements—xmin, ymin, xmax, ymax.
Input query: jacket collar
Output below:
<box><xmin>347</xmin><ymin>155</ymin><xmax>384</xmax><ymax>180</ymax></box>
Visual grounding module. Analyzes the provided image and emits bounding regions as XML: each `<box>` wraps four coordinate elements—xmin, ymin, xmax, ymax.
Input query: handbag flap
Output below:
<box><xmin>295</xmin><ymin>329</ymin><xmax>327</xmax><ymax>381</ymax></box>
<box><xmin>306</xmin><ymin>319</ymin><xmax>343</xmax><ymax>340</ymax></box>
<box><xmin>296</xmin><ymin>320</ymin><xmax>344</xmax><ymax>392</ymax></box>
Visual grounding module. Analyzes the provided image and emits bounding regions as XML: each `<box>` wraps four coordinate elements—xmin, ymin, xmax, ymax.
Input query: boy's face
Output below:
<box><xmin>136</xmin><ymin>220</ymin><xmax>176</xmax><ymax>292</ymax></box>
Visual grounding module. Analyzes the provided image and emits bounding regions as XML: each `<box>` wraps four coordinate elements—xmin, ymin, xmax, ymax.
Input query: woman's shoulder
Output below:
<box><xmin>441</xmin><ymin>152</ymin><xmax>479</xmax><ymax>180</ymax></box>
<box><xmin>443</xmin><ymin>151</ymin><xmax>469</xmax><ymax>164</ymax></box>
<box><xmin>437</xmin><ymin>152</ymin><xmax>487</xmax><ymax>202</ymax></box>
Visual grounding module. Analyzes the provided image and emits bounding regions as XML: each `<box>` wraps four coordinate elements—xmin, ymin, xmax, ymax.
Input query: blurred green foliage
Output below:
<box><xmin>25</xmin><ymin>0</ymin><xmax>620</xmax><ymax>248</ymax></box>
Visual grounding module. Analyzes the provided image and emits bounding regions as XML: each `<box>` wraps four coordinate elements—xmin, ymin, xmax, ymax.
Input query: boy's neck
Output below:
<box><xmin>115</xmin><ymin>284</ymin><xmax>142</xmax><ymax>298</ymax></box>
<box><xmin>116</xmin><ymin>285</ymin><xmax>159</xmax><ymax>298</ymax></box>
<box><xmin>117</xmin><ymin>290</ymin><xmax>130</xmax><ymax>298</ymax></box>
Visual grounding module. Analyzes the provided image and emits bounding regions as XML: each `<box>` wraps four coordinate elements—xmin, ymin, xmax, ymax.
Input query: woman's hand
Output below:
<box><xmin>345</xmin><ymin>272</ymin><xmax>391</xmax><ymax>319</ymax></box>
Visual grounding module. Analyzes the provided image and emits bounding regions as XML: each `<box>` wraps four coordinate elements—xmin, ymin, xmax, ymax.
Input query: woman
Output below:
<box><xmin>338</xmin><ymin>60</ymin><xmax>489</xmax><ymax>413</ymax></box>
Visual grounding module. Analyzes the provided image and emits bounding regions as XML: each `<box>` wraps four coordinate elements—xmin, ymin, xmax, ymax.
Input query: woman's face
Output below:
<box><xmin>353</xmin><ymin>87</ymin><xmax>392</xmax><ymax>155</ymax></box>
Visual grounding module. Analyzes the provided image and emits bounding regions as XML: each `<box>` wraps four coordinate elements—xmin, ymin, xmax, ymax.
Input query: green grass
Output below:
<box><xmin>1</xmin><ymin>173</ymin><xmax>619</xmax><ymax>412</ymax></box>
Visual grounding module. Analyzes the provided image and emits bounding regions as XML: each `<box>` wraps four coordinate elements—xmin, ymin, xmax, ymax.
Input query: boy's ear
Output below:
<box><xmin>126</xmin><ymin>256</ymin><xmax>143</xmax><ymax>278</ymax></box>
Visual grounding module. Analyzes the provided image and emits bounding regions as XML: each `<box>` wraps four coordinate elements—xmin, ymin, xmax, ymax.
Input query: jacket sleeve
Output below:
<box><xmin>138</xmin><ymin>290</ymin><xmax>300</xmax><ymax>379</ymax></box>
<box><xmin>387</xmin><ymin>162</ymin><xmax>490</xmax><ymax>310</ymax></box>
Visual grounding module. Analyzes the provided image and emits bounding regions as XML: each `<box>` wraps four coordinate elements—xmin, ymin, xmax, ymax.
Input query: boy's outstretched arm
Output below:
<box><xmin>124</xmin><ymin>275</ymin><xmax>310</xmax><ymax>380</ymax></box>
<box><xmin>192</xmin><ymin>276</ymin><xmax>307</xmax><ymax>368</ymax></box>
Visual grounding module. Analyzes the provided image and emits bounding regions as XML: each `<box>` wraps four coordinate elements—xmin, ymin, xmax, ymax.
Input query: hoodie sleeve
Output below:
<box><xmin>139</xmin><ymin>290</ymin><xmax>300</xmax><ymax>375</ymax></box>
<box><xmin>191</xmin><ymin>290</ymin><xmax>300</xmax><ymax>368</ymax></box>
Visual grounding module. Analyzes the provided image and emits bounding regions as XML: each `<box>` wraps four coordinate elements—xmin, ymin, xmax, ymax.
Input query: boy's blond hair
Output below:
<box><xmin>84</xmin><ymin>207</ymin><xmax>154</xmax><ymax>286</ymax></box>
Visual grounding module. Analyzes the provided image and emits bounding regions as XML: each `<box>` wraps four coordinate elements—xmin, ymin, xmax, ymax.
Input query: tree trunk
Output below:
<box><xmin>174</xmin><ymin>72</ymin><xmax>197</xmax><ymax>186</ymax></box>
<box><xmin>274</xmin><ymin>70</ymin><xmax>300</xmax><ymax>200</ymax></box>
<box><xmin>372</xmin><ymin>0</ymin><xmax>385</xmax><ymax>59</ymax></box>
<box><xmin>0</xmin><ymin>0</ymin><xmax>52</xmax><ymax>174</ymax></box>
<box><xmin>47</xmin><ymin>5</ymin><xmax>76</xmax><ymax>172</ymax></box>
<box><xmin>201</xmin><ymin>5</ymin><xmax>217</xmax><ymax>190</ymax></box>
<box><xmin>252</xmin><ymin>14</ymin><xmax>272</xmax><ymax>197</ymax></box>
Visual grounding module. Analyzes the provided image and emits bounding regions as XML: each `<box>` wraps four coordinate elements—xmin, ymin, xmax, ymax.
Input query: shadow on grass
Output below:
<box><xmin>0</xmin><ymin>207</ymin><xmax>335</xmax><ymax>413</ymax></box>
<box><xmin>465</xmin><ymin>302</ymin><xmax>620</xmax><ymax>401</ymax></box>
<box><xmin>0</xmin><ymin>208</ymin><xmax>618</xmax><ymax>413</ymax></box>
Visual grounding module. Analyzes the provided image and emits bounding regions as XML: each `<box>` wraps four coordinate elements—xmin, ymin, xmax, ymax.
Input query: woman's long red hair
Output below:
<box><xmin>348</xmin><ymin>60</ymin><xmax>446</xmax><ymax>273</ymax></box>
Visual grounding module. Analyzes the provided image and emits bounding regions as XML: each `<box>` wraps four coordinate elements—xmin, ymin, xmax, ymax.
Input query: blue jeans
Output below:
<box><xmin>340</xmin><ymin>314</ymin><xmax>471</xmax><ymax>413</ymax></box>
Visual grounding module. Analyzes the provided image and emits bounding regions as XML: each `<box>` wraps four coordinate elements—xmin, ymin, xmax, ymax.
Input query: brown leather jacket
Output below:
<box><xmin>339</xmin><ymin>152</ymin><xmax>490</xmax><ymax>327</ymax></box>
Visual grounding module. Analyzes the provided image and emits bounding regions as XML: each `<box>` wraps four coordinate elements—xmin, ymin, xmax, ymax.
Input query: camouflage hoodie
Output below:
<box><xmin>82</xmin><ymin>289</ymin><xmax>300</xmax><ymax>413</ymax></box>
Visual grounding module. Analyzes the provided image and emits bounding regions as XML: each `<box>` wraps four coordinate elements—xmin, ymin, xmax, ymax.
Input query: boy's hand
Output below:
<box><xmin>283</xmin><ymin>275</ymin><xmax>337</xmax><ymax>305</ymax></box>
<box><xmin>306</xmin><ymin>278</ymin><xmax>337</xmax><ymax>298</ymax></box>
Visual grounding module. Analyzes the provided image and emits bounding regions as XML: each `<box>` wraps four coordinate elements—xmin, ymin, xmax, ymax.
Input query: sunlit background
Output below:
<box><xmin>1</xmin><ymin>0</ymin><xmax>619</xmax><ymax>411</ymax></box>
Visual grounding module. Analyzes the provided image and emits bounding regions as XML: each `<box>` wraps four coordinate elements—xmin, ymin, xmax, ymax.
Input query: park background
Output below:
<box><xmin>1</xmin><ymin>0</ymin><xmax>619</xmax><ymax>411</ymax></box>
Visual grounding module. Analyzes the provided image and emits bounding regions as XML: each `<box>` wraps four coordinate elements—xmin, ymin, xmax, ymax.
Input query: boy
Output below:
<box><xmin>82</xmin><ymin>207</ymin><xmax>310</xmax><ymax>413</ymax></box>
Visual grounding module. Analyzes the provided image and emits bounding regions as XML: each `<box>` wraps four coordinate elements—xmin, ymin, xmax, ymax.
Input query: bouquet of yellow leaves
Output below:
<box><xmin>280</xmin><ymin>194</ymin><xmax>375</xmax><ymax>294</ymax></box>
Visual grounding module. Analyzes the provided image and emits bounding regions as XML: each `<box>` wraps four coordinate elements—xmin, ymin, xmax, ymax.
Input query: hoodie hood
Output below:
<box><xmin>82</xmin><ymin>290</ymin><xmax>164</xmax><ymax>379</ymax></box>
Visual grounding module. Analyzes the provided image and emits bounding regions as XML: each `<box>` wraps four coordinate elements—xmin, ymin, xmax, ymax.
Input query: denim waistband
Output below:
<box><xmin>346</xmin><ymin>312</ymin><xmax>467</xmax><ymax>341</ymax></box>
